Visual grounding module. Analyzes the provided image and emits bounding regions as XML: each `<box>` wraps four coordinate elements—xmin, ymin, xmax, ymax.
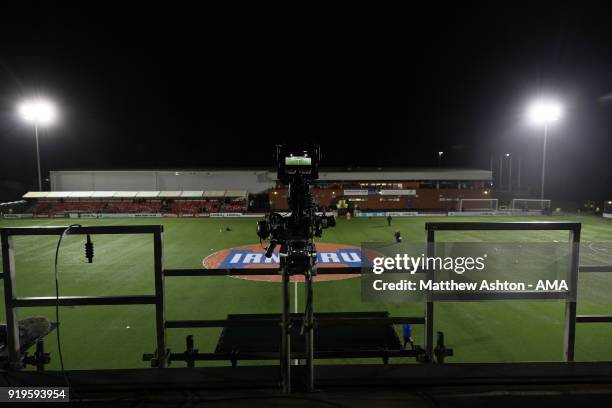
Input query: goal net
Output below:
<box><xmin>458</xmin><ymin>198</ymin><xmax>499</xmax><ymax>212</ymax></box>
<box><xmin>510</xmin><ymin>199</ymin><xmax>552</xmax><ymax>212</ymax></box>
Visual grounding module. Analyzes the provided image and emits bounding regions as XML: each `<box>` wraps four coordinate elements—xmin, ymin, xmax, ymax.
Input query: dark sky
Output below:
<box><xmin>1</xmin><ymin>6</ymin><xmax>611</xmax><ymax>201</ymax></box>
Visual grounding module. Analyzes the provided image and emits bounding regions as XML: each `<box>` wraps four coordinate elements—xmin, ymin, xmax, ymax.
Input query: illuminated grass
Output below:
<box><xmin>1</xmin><ymin>215</ymin><xmax>611</xmax><ymax>369</ymax></box>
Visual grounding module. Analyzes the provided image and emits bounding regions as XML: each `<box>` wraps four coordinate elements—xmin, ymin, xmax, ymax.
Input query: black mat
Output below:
<box><xmin>215</xmin><ymin>312</ymin><xmax>401</xmax><ymax>353</ymax></box>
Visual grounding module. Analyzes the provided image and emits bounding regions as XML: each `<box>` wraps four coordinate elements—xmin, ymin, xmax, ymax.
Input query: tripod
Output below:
<box><xmin>279</xmin><ymin>246</ymin><xmax>315</xmax><ymax>393</ymax></box>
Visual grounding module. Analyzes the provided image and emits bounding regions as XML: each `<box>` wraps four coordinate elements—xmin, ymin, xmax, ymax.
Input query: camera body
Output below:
<box><xmin>256</xmin><ymin>144</ymin><xmax>336</xmax><ymax>275</ymax></box>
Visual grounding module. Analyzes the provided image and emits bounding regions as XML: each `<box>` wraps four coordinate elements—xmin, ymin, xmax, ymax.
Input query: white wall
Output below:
<box><xmin>50</xmin><ymin>170</ymin><xmax>276</xmax><ymax>193</ymax></box>
<box><xmin>50</xmin><ymin>168</ymin><xmax>492</xmax><ymax>193</ymax></box>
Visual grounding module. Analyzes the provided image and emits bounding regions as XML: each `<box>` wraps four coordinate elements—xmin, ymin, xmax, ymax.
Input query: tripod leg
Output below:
<box><xmin>305</xmin><ymin>271</ymin><xmax>314</xmax><ymax>392</ymax></box>
<box><xmin>281</xmin><ymin>269</ymin><xmax>291</xmax><ymax>392</ymax></box>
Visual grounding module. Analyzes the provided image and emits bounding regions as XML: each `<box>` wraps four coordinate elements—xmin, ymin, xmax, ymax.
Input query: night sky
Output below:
<box><xmin>1</xmin><ymin>6</ymin><xmax>611</xmax><ymax>201</ymax></box>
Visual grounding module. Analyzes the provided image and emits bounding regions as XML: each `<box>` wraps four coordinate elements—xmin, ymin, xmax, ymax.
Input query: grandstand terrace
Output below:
<box><xmin>22</xmin><ymin>190</ymin><xmax>247</xmax><ymax>217</ymax></box>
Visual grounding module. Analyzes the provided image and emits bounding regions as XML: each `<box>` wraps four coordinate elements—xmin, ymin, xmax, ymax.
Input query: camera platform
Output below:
<box><xmin>214</xmin><ymin>312</ymin><xmax>415</xmax><ymax>365</ymax></box>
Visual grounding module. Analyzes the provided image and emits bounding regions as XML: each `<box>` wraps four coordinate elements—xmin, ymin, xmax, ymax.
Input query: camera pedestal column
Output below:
<box><xmin>304</xmin><ymin>267</ymin><xmax>315</xmax><ymax>392</ymax></box>
<box><xmin>279</xmin><ymin>254</ymin><xmax>316</xmax><ymax>393</ymax></box>
<box><xmin>280</xmin><ymin>262</ymin><xmax>292</xmax><ymax>393</ymax></box>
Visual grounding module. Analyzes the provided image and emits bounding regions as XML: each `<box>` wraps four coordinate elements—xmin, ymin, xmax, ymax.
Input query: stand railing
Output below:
<box><xmin>2</xmin><ymin>221</ymin><xmax>612</xmax><ymax>392</ymax></box>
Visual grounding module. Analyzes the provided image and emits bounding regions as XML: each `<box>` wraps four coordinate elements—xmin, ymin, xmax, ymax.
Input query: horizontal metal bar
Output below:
<box><xmin>317</xmin><ymin>316</ymin><xmax>425</xmax><ymax>326</ymax></box>
<box><xmin>167</xmin><ymin>352</ymin><xmax>279</xmax><ymax>361</ymax></box>
<box><xmin>142</xmin><ymin>352</ymin><xmax>283</xmax><ymax>362</ymax></box>
<box><xmin>316</xmin><ymin>267</ymin><xmax>361</xmax><ymax>275</ymax></box>
<box><xmin>425</xmin><ymin>222</ymin><xmax>581</xmax><ymax>232</ymax></box>
<box><xmin>12</xmin><ymin>295</ymin><xmax>157</xmax><ymax>307</ymax></box>
<box><xmin>164</xmin><ymin>267</ymin><xmax>362</xmax><ymax>277</ymax></box>
<box><xmin>166</xmin><ymin>319</ymin><xmax>277</xmax><ymax>328</ymax></box>
<box><xmin>576</xmin><ymin>315</ymin><xmax>612</xmax><ymax>323</ymax></box>
<box><xmin>9</xmin><ymin>362</ymin><xmax>612</xmax><ymax>390</ymax></box>
<box><xmin>165</xmin><ymin>268</ymin><xmax>280</xmax><ymax>276</ymax></box>
<box><xmin>0</xmin><ymin>225</ymin><xmax>163</xmax><ymax>236</ymax></box>
<box><xmin>579</xmin><ymin>266</ymin><xmax>612</xmax><ymax>273</ymax></box>
<box><xmin>162</xmin><ymin>349</ymin><xmax>420</xmax><ymax>362</ymax></box>
<box><xmin>165</xmin><ymin>316</ymin><xmax>424</xmax><ymax>328</ymax></box>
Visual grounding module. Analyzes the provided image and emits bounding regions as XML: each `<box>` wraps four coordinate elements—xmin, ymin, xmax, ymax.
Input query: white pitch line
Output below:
<box><xmin>294</xmin><ymin>280</ymin><xmax>298</xmax><ymax>366</ymax></box>
<box><xmin>294</xmin><ymin>281</ymin><xmax>298</xmax><ymax>313</ymax></box>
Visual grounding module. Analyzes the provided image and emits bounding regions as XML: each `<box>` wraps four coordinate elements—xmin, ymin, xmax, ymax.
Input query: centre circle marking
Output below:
<box><xmin>203</xmin><ymin>243</ymin><xmax>362</xmax><ymax>282</ymax></box>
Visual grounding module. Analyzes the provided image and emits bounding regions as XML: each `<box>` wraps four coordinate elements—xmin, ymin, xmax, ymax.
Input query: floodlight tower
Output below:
<box><xmin>527</xmin><ymin>99</ymin><xmax>561</xmax><ymax>200</ymax></box>
<box><xmin>18</xmin><ymin>98</ymin><xmax>58</xmax><ymax>191</ymax></box>
<box><xmin>505</xmin><ymin>153</ymin><xmax>511</xmax><ymax>192</ymax></box>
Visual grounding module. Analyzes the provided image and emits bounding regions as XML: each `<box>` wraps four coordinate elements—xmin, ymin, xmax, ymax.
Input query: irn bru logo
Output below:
<box><xmin>204</xmin><ymin>243</ymin><xmax>362</xmax><ymax>269</ymax></box>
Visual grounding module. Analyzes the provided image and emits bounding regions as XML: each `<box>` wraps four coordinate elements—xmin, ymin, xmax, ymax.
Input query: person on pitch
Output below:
<box><xmin>402</xmin><ymin>324</ymin><xmax>414</xmax><ymax>349</ymax></box>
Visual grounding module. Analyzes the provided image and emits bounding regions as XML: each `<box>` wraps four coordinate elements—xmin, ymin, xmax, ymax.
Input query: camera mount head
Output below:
<box><xmin>256</xmin><ymin>144</ymin><xmax>335</xmax><ymax>275</ymax></box>
<box><xmin>275</xmin><ymin>144</ymin><xmax>320</xmax><ymax>184</ymax></box>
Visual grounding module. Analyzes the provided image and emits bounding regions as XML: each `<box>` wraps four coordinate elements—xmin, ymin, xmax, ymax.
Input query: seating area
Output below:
<box><xmin>35</xmin><ymin>200</ymin><xmax>107</xmax><ymax>214</ymax></box>
<box><xmin>170</xmin><ymin>200</ymin><xmax>221</xmax><ymax>214</ymax></box>
<box><xmin>32</xmin><ymin>198</ymin><xmax>247</xmax><ymax>215</ymax></box>
<box><xmin>222</xmin><ymin>201</ymin><xmax>248</xmax><ymax>212</ymax></box>
<box><xmin>106</xmin><ymin>200</ymin><xmax>163</xmax><ymax>213</ymax></box>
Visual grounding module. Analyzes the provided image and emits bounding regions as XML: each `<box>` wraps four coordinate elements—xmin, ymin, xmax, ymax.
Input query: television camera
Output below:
<box><xmin>255</xmin><ymin>144</ymin><xmax>335</xmax><ymax>392</ymax></box>
<box><xmin>256</xmin><ymin>144</ymin><xmax>336</xmax><ymax>275</ymax></box>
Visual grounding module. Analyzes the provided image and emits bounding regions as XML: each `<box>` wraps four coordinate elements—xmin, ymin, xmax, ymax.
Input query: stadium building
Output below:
<box><xmin>16</xmin><ymin>168</ymin><xmax>492</xmax><ymax>217</ymax></box>
<box><xmin>269</xmin><ymin>168</ymin><xmax>492</xmax><ymax>212</ymax></box>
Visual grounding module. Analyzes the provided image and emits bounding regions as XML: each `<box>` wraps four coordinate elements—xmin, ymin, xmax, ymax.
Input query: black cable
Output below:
<box><xmin>53</xmin><ymin>223</ymin><xmax>82</xmax><ymax>395</ymax></box>
<box><xmin>301</xmin><ymin>236</ymin><xmax>316</xmax><ymax>335</ymax></box>
<box><xmin>301</xmin><ymin>281</ymin><xmax>314</xmax><ymax>335</ymax></box>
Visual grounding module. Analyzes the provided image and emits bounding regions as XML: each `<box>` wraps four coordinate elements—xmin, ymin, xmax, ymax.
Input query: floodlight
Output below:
<box><xmin>17</xmin><ymin>97</ymin><xmax>59</xmax><ymax>191</ymax></box>
<box><xmin>527</xmin><ymin>100</ymin><xmax>561</xmax><ymax>125</ymax></box>
<box><xmin>18</xmin><ymin>98</ymin><xmax>58</xmax><ymax>126</ymax></box>
<box><xmin>525</xmin><ymin>97</ymin><xmax>564</xmax><ymax>200</ymax></box>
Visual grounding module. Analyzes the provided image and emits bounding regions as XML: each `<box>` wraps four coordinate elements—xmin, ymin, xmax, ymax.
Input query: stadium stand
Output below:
<box><xmin>17</xmin><ymin>168</ymin><xmax>495</xmax><ymax>216</ymax></box>
<box><xmin>170</xmin><ymin>199</ymin><xmax>222</xmax><ymax>214</ymax></box>
<box><xmin>48</xmin><ymin>169</ymin><xmax>492</xmax><ymax>213</ymax></box>
<box><xmin>23</xmin><ymin>191</ymin><xmax>248</xmax><ymax>216</ymax></box>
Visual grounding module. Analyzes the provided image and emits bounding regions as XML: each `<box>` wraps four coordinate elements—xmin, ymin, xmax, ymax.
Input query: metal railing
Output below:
<box><xmin>1</xmin><ymin>221</ymin><xmax>612</xmax><ymax>387</ymax></box>
<box><xmin>0</xmin><ymin>225</ymin><xmax>166</xmax><ymax>369</ymax></box>
<box><xmin>1</xmin><ymin>225</ymin><xmax>418</xmax><ymax>372</ymax></box>
<box><xmin>424</xmin><ymin>221</ymin><xmax>612</xmax><ymax>362</ymax></box>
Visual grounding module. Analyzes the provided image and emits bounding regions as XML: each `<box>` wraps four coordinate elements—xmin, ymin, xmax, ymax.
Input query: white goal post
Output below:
<box><xmin>458</xmin><ymin>198</ymin><xmax>499</xmax><ymax>212</ymax></box>
<box><xmin>510</xmin><ymin>198</ymin><xmax>552</xmax><ymax>211</ymax></box>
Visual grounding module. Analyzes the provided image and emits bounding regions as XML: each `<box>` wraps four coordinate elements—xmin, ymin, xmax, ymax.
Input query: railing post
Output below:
<box><xmin>153</xmin><ymin>227</ymin><xmax>168</xmax><ymax>367</ymax></box>
<box><xmin>305</xmin><ymin>269</ymin><xmax>314</xmax><ymax>392</ymax></box>
<box><xmin>280</xmin><ymin>264</ymin><xmax>291</xmax><ymax>392</ymax></box>
<box><xmin>564</xmin><ymin>226</ymin><xmax>581</xmax><ymax>362</ymax></box>
<box><xmin>1</xmin><ymin>230</ymin><xmax>22</xmax><ymax>369</ymax></box>
<box><xmin>425</xmin><ymin>227</ymin><xmax>435</xmax><ymax>360</ymax></box>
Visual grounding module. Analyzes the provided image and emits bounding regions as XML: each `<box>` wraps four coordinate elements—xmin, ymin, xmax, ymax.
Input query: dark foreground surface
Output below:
<box><xmin>2</xmin><ymin>362</ymin><xmax>612</xmax><ymax>407</ymax></box>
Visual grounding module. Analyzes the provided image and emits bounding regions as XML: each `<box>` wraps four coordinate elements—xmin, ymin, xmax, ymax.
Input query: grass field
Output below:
<box><xmin>1</xmin><ymin>215</ymin><xmax>612</xmax><ymax>370</ymax></box>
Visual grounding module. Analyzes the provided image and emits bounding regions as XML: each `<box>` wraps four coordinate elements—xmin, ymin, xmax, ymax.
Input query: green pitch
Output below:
<box><xmin>1</xmin><ymin>215</ymin><xmax>611</xmax><ymax>370</ymax></box>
